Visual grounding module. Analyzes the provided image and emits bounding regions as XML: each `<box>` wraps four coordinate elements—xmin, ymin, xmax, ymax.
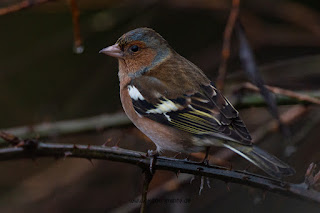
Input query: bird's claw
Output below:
<box><xmin>147</xmin><ymin>150</ymin><xmax>159</xmax><ymax>174</ymax></box>
<box><xmin>201</xmin><ymin>159</ymin><xmax>210</xmax><ymax>166</ymax></box>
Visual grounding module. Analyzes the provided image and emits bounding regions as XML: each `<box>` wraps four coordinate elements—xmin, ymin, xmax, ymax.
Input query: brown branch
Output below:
<box><xmin>1</xmin><ymin>90</ymin><xmax>317</xmax><ymax>144</ymax></box>
<box><xmin>0</xmin><ymin>135</ymin><xmax>319</xmax><ymax>205</ymax></box>
<box><xmin>0</xmin><ymin>112</ymin><xmax>130</xmax><ymax>144</ymax></box>
<box><xmin>216</xmin><ymin>0</ymin><xmax>240</xmax><ymax>90</ymax></box>
<box><xmin>0</xmin><ymin>80</ymin><xmax>317</xmax><ymax>145</ymax></box>
<box><xmin>305</xmin><ymin>163</ymin><xmax>320</xmax><ymax>191</ymax></box>
<box><xmin>112</xmin><ymin>105</ymin><xmax>311</xmax><ymax>212</ymax></box>
<box><xmin>111</xmin><ymin>174</ymin><xmax>192</xmax><ymax>213</ymax></box>
<box><xmin>68</xmin><ymin>0</ymin><xmax>83</xmax><ymax>54</ymax></box>
<box><xmin>1</xmin><ymin>88</ymin><xmax>318</xmax><ymax>144</ymax></box>
<box><xmin>241</xmin><ymin>82</ymin><xmax>320</xmax><ymax>105</ymax></box>
<box><xmin>234</xmin><ymin>90</ymin><xmax>320</xmax><ymax>109</ymax></box>
<box><xmin>140</xmin><ymin>170</ymin><xmax>154</xmax><ymax>213</ymax></box>
<box><xmin>236</xmin><ymin>21</ymin><xmax>292</xmax><ymax>140</ymax></box>
<box><xmin>0</xmin><ymin>0</ymin><xmax>56</xmax><ymax>16</ymax></box>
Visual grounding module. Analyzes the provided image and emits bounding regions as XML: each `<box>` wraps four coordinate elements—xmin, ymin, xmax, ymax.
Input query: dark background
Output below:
<box><xmin>0</xmin><ymin>0</ymin><xmax>320</xmax><ymax>212</ymax></box>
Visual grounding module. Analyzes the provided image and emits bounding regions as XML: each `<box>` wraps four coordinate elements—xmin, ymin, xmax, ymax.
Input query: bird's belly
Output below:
<box><xmin>120</xmin><ymin>88</ymin><xmax>202</xmax><ymax>153</ymax></box>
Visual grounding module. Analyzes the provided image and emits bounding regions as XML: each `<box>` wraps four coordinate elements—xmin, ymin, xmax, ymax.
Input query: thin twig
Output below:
<box><xmin>305</xmin><ymin>163</ymin><xmax>320</xmax><ymax>191</ymax></box>
<box><xmin>0</xmin><ymin>112</ymin><xmax>130</xmax><ymax>143</ymax></box>
<box><xmin>111</xmin><ymin>174</ymin><xmax>191</xmax><ymax>213</ymax></box>
<box><xmin>236</xmin><ymin>22</ymin><xmax>290</xmax><ymax>139</ymax></box>
<box><xmin>0</xmin><ymin>138</ymin><xmax>319</xmax><ymax>204</ymax></box>
<box><xmin>240</xmin><ymin>82</ymin><xmax>320</xmax><ymax>105</ymax></box>
<box><xmin>234</xmin><ymin>91</ymin><xmax>320</xmax><ymax>109</ymax></box>
<box><xmin>2</xmin><ymin>90</ymin><xmax>318</xmax><ymax>143</ymax></box>
<box><xmin>68</xmin><ymin>0</ymin><xmax>83</xmax><ymax>54</ymax></box>
<box><xmin>0</xmin><ymin>0</ymin><xmax>56</xmax><ymax>16</ymax></box>
<box><xmin>216</xmin><ymin>0</ymin><xmax>240</xmax><ymax>90</ymax></box>
<box><xmin>140</xmin><ymin>170</ymin><xmax>154</xmax><ymax>213</ymax></box>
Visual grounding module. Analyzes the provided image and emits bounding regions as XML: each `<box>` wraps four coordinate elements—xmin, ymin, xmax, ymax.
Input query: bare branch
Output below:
<box><xmin>236</xmin><ymin>21</ymin><xmax>291</xmax><ymax>139</ymax></box>
<box><xmin>111</xmin><ymin>174</ymin><xmax>192</xmax><ymax>213</ymax></box>
<box><xmin>68</xmin><ymin>0</ymin><xmax>83</xmax><ymax>54</ymax></box>
<box><xmin>234</xmin><ymin>90</ymin><xmax>320</xmax><ymax>109</ymax></box>
<box><xmin>112</xmin><ymin>105</ymin><xmax>312</xmax><ymax>212</ymax></box>
<box><xmin>216</xmin><ymin>0</ymin><xmax>240</xmax><ymax>90</ymax></box>
<box><xmin>0</xmin><ymin>0</ymin><xmax>56</xmax><ymax>16</ymax></box>
<box><xmin>240</xmin><ymin>82</ymin><xmax>320</xmax><ymax>105</ymax></box>
<box><xmin>0</xmin><ymin>138</ymin><xmax>319</xmax><ymax>205</ymax></box>
<box><xmin>0</xmin><ymin>113</ymin><xmax>130</xmax><ymax>143</ymax></box>
<box><xmin>140</xmin><ymin>169</ymin><xmax>154</xmax><ymax>213</ymax></box>
<box><xmin>1</xmin><ymin>89</ymin><xmax>318</xmax><ymax>143</ymax></box>
<box><xmin>305</xmin><ymin>163</ymin><xmax>320</xmax><ymax>191</ymax></box>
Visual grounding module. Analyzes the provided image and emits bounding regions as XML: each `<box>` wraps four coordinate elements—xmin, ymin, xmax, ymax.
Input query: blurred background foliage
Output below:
<box><xmin>0</xmin><ymin>0</ymin><xmax>320</xmax><ymax>212</ymax></box>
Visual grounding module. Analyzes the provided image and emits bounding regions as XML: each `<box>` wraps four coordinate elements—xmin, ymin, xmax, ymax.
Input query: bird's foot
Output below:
<box><xmin>199</xmin><ymin>147</ymin><xmax>210</xmax><ymax>166</ymax></box>
<box><xmin>147</xmin><ymin>149</ymin><xmax>158</xmax><ymax>157</ymax></box>
<box><xmin>201</xmin><ymin>158</ymin><xmax>210</xmax><ymax>166</ymax></box>
<box><xmin>146</xmin><ymin>150</ymin><xmax>159</xmax><ymax>174</ymax></box>
<box><xmin>184</xmin><ymin>154</ymin><xmax>191</xmax><ymax>161</ymax></box>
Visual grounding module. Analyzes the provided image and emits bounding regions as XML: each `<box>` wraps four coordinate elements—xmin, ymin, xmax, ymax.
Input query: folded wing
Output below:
<box><xmin>128</xmin><ymin>76</ymin><xmax>252</xmax><ymax>145</ymax></box>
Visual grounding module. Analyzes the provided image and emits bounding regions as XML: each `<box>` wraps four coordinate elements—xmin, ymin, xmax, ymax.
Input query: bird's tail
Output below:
<box><xmin>223</xmin><ymin>142</ymin><xmax>295</xmax><ymax>178</ymax></box>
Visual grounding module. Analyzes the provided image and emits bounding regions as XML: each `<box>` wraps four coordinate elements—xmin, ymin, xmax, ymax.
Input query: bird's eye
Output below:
<box><xmin>130</xmin><ymin>45</ymin><xmax>139</xmax><ymax>52</ymax></box>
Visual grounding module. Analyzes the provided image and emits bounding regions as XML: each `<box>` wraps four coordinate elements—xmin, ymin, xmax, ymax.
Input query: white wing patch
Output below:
<box><xmin>164</xmin><ymin>113</ymin><xmax>171</xmax><ymax>121</ymax></box>
<box><xmin>128</xmin><ymin>85</ymin><xmax>145</xmax><ymax>100</ymax></box>
<box><xmin>146</xmin><ymin>99</ymin><xmax>180</xmax><ymax>121</ymax></box>
<box><xmin>146</xmin><ymin>99</ymin><xmax>179</xmax><ymax>114</ymax></box>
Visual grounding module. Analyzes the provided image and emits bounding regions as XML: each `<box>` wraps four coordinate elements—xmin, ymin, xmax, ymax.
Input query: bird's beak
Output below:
<box><xmin>99</xmin><ymin>44</ymin><xmax>123</xmax><ymax>58</ymax></box>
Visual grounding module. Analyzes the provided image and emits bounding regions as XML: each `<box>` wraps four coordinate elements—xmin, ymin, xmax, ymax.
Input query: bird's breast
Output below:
<box><xmin>119</xmin><ymin>84</ymin><xmax>199</xmax><ymax>153</ymax></box>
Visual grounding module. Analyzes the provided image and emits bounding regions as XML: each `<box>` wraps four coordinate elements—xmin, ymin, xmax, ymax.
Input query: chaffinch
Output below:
<box><xmin>100</xmin><ymin>27</ymin><xmax>295</xmax><ymax>178</ymax></box>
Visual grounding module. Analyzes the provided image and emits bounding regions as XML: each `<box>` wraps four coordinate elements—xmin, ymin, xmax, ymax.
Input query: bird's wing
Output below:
<box><xmin>128</xmin><ymin>75</ymin><xmax>252</xmax><ymax>145</ymax></box>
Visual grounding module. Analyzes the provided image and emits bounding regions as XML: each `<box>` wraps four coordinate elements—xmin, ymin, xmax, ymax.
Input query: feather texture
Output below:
<box><xmin>102</xmin><ymin>27</ymin><xmax>295</xmax><ymax>178</ymax></box>
<box><xmin>128</xmin><ymin>77</ymin><xmax>252</xmax><ymax>145</ymax></box>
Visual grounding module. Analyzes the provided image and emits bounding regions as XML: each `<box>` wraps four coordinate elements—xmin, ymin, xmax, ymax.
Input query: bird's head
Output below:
<box><xmin>100</xmin><ymin>28</ymin><xmax>172</xmax><ymax>76</ymax></box>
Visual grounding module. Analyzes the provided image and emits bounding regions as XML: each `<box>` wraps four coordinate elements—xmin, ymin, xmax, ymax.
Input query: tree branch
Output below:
<box><xmin>68</xmin><ymin>0</ymin><xmax>83</xmax><ymax>54</ymax></box>
<box><xmin>0</xmin><ymin>0</ymin><xmax>56</xmax><ymax>16</ymax></box>
<box><xmin>239</xmin><ymin>82</ymin><xmax>320</xmax><ymax>105</ymax></box>
<box><xmin>234</xmin><ymin>90</ymin><xmax>320</xmax><ymax>109</ymax></box>
<box><xmin>1</xmin><ymin>89</ymin><xmax>319</xmax><ymax>143</ymax></box>
<box><xmin>0</xmin><ymin>112</ymin><xmax>130</xmax><ymax>144</ymax></box>
<box><xmin>112</xmin><ymin>105</ymin><xmax>311</xmax><ymax>212</ymax></box>
<box><xmin>140</xmin><ymin>169</ymin><xmax>154</xmax><ymax>213</ymax></box>
<box><xmin>0</xmin><ymin>138</ymin><xmax>319</xmax><ymax>205</ymax></box>
<box><xmin>216</xmin><ymin>0</ymin><xmax>240</xmax><ymax>90</ymax></box>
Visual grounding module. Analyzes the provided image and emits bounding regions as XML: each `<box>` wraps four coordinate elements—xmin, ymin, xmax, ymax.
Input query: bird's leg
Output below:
<box><xmin>201</xmin><ymin>147</ymin><xmax>210</xmax><ymax>165</ymax></box>
<box><xmin>185</xmin><ymin>153</ymin><xmax>191</xmax><ymax>161</ymax></box>
<box><xmin>147</xmin><ymin>149</ymin><xmax>158</xmax><ymax>156</ymax></box>
<box><xmin>173</xmin><ymin>152</ymin><xmax>182</xmax><ymax>158</ymax></box>
<box><xmin>147</xmin><ymin>150</ymin><xmax>159</xmax><ymax>174</ymax></box>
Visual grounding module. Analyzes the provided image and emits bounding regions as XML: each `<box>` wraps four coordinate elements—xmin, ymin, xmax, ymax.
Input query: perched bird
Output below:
<box><xmin>100</xmin><ymin>27</ymin><xmax>295</xmax><ymax>178</ymax></box>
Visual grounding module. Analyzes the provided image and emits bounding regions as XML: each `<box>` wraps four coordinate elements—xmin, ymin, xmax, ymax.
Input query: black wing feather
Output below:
<box><xmin>128</xmin><ymin>79</ymin><xmax>252</xmax><ymax>145</ymax></box>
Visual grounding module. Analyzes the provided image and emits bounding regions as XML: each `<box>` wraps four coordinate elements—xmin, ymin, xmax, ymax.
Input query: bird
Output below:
<box><xmin>99</xmin><ymin>27</ymin><xmax>295</xmax><ymax>178</ymax></box>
